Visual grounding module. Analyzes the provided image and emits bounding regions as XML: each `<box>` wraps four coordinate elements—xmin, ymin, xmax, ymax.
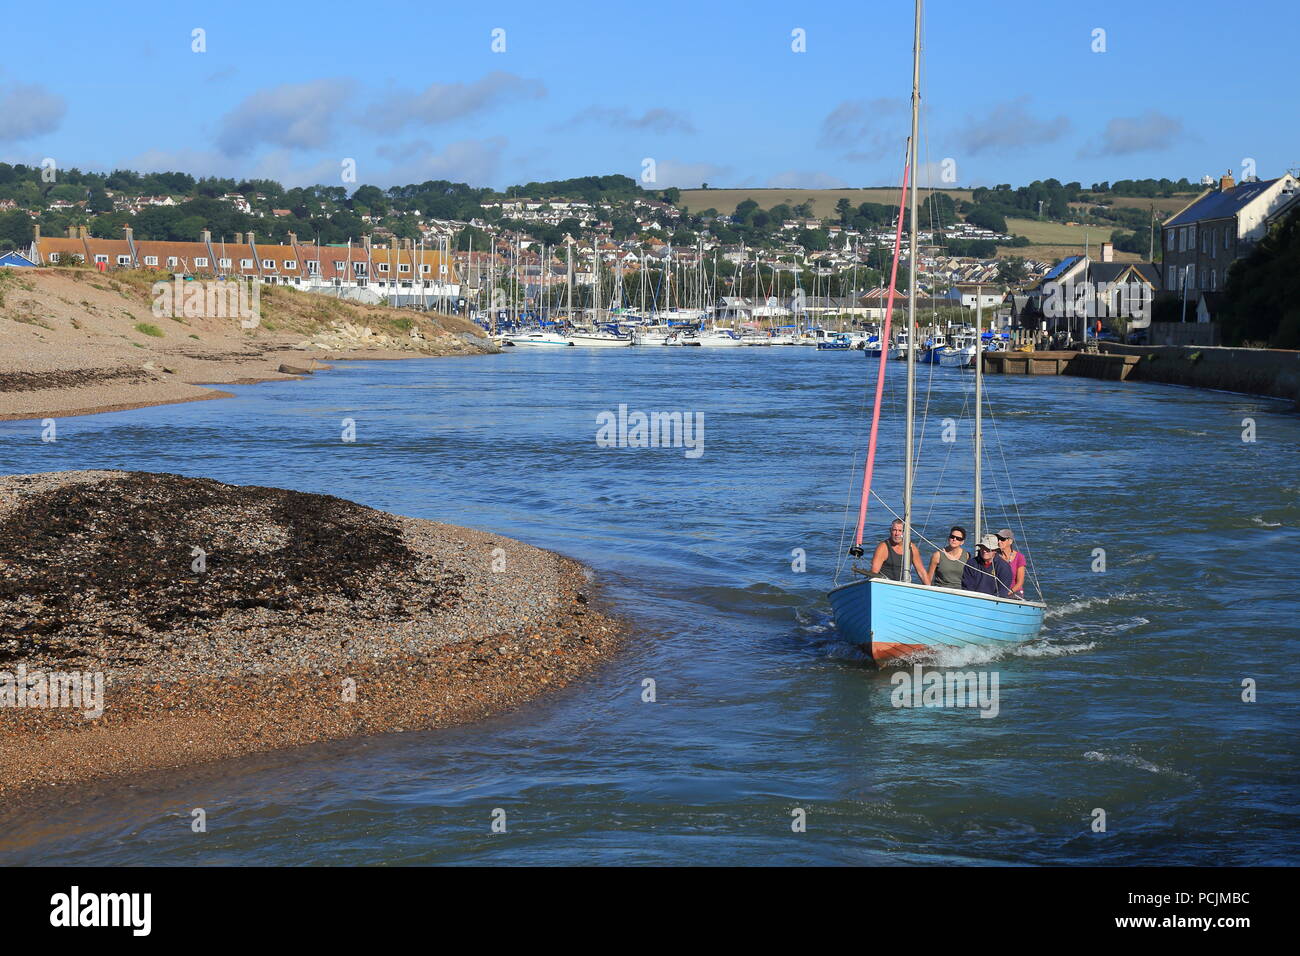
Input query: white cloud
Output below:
<box><xmin>362</xmin><ymin>72</ymin><xmax>543</xmax><ymax>131</ymax></box>
<box><xmin>0</xmin><ymin>84</ymin><xmax>66</xmax><ymax>142</ymax></box>
<box><xmin>375</xmin><ymin>138</ymin><xmax>509</xmax><ymax>187</ymax></box>
<box><xmin>121</xmin><ymin>147</ymin><xmax>232</xmax><ymax>178</ymax></box>
<box><xmin>1083</xmin><ymin>111</ymin><xmax>1184</xmax><ymax>157</ymax></box>
<box><xmin>558</xmin><ymin>106</ymin><xmax>695</xmax><ymax>134</ymax></box>
<box><xmin>955</xmin><ymin>96</ymin><xmax>1069</xmax><ymax>156</ymax></box>
<box><xmin>216</xmin><ymin>79</ymin><xmax>354</xmax><ymax>155</ymax></box>
<box><xmin>819</xmin><ymin>98</ymin><xmax>907</xmax><ymax>161</ymax></box>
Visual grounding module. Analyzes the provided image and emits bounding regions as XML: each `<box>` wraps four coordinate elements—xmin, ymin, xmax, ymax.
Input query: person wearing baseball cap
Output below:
<box><xmin>995</xmin><ymin>529</ymin><xmax>1027</xmax><ymax>599</ymax></box>
<box><xmin>961</xmin><ymin>534</ymin><xmax>1014</xmax><ymax>597</ymax></box>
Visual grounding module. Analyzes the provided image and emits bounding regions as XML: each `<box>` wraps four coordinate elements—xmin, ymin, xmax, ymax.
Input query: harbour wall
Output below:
<box><xmin>1101</xmin><ymin>343</ymin><xmax>1300</xmax><ymax>406</ymax></box>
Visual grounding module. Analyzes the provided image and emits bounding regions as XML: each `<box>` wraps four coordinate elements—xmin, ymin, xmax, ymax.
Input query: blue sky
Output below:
<box><xmin>1</xmin><ymin>0</ymin><xmax>1295</xmax><ymax>193</ymax></box>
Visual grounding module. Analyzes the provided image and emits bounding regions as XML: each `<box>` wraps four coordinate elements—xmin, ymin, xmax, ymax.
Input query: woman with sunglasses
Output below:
<box><xmin>995</xmin><ymin>528</ymin><xmax>1027</xmax><ymax>599</ymax></box>
<box><xmin>927</xmin><ymin>526</ymin><xmax>970</xmax><ymax>590</ymax></box>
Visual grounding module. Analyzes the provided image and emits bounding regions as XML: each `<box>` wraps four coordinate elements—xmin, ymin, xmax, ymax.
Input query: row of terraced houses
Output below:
<box><xmin>24</xmin><ymin>226</ymin><xmax>461</xmax><ymax>300</ymax></box>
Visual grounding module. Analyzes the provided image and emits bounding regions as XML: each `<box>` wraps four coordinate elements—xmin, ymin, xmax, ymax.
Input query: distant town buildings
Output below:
<box><xmin>27</xmin><ymin>226</ymin><xmax>461</xmax><ymax>299</ymax></box>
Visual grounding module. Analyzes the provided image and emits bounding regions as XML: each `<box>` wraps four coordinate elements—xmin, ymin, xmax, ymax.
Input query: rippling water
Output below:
<box><xmin>1</xmin><ymin>348</ymin><xmax>1297</xmax><ymax>865</ymax></box>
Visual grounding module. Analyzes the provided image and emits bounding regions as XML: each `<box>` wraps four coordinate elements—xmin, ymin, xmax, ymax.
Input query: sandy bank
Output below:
<box><xmin>0</xmin><ymin>471</ymin><xmax>623</xmax><ymax>795</ymax></box>
<box><xmin>0</xmin><ymin>268</ymin><xmax>498</xmax><ymax>421</ymax></box>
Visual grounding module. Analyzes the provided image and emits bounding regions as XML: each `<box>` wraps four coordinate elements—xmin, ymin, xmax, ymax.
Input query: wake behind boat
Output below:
<box><xmin>827</xmin><ymin>0</ymin><xmax>1046</xmax><ymax>664</ymax></box>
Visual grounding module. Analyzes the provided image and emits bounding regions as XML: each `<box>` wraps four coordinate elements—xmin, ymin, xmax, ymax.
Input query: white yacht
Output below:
<box><xmin>567</xmin><ymin>328</ymin><xmax>632</xmax><ymax>347</ymax></box>
<box><xmin>508</xmin><ymin>330</ymin><xmax>574</xmax><ymax>347</ymax></box>
<box><xmin>631</xmin><ymin>324</ymin><xmax>674</xmax><ymax>346</ymax></box>
<box><xmin>696</xmin><ymin>328</ymin><xmax>745</xmax><ymax>347</ymax></box>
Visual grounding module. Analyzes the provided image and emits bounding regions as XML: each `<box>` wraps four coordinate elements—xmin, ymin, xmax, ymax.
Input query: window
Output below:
<box><xmin>1189</xmin><ymin>223</ymin><xmax>1197</xmax><ymax>248</ymax></box>
<box><xmin>262</xmin><ymin>259</ymin><xmax>275</xmax><ymax>269</ymax></box>
<box><xmin>219</xmin><ymin>258</ymin><xmax>232</xmax><ymax>268</ymax></box>
<box><xmin>334</xmin><ymin>261</ymin><xmax>345</xmax><ymax>271</ymax></box>
<box><xmin>49</xmin><ymin>253</ymin><xmax>60</xmax><ymax>263</ymax></box>
<box><xmin>1210</xmin><ymin>269</ymin><xmax>1216</xmax><ymax>290</ymax></box>
<box><xmin>1224</xmin><ymin>229</ymin><xmax>1230</xmax><ymax>250</ymax></box>
<box><xmin>240</xmin><ymin>258</ymin><xmax>254</xmax><ymax>269</ymax></box>
<box><xmin>398</xmin><ymin>263</ymin><xmax>410</xmax><ymax>273</ymax></box>
<box><xmin>144</xmin><ymin>255</ymin><xmax>158</xmax><ymax>266</ymax></box>
<box><xmin>283</xmin><ymin>260</ymin><xmax>296</xmax><ymax>269</ymax></box>
<box><xmin>167</xmin><ymin>257</ymin><xmax>178</xmax><ymax>267</ymax></box>
<box><xmin>377</xmin><ymin>263</ymin><xmax>389</xmax><ymax>273</ymax></box>
<box><xmin>117</xmin><ymin>255</ymin><xmax>132</xmax><ymax>266</ymax></box>
<box><xmin>94</xmin><ymin>254</ymin><xmax>109</xmax><ymax>264</ymax></box>
<box><xmin>306</xmin><ymin>260</ymin><xmax>319</xmax><ymax>274</ymax></box>
<box><xmin>421</xmin><ymin>264</ymin><xmax>431</xmax><ymax>274</ymax></box>
<box><xmin>1166</xmin><ymin>230</ymin><xmax>1174</xmax><ymax>250</ymax></box>
<box><xmin>352</xmin><ymin>262</ymin><xmax>367</xmax><ymax>275</ymax></box>
<box><xmin>1186</xmin><ymin>264</ymin><xmax>1196</xmax><ymax>290</ymax></box>
<box><xmin>195</xmin><ymin>257</ymin><xmax>208</xmax><ymax>267</ymax></box>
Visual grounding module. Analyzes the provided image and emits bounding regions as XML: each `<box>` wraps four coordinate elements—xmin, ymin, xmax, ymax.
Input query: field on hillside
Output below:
<box><xmin>1074</xmin><ymin>193</ymin><xmax>1202</xmax><ymax>217</ymax></box>
<box><xmin>677</xmin><ymin>187</ymin><xmax>973</xmax><ymax>218</ymax></box>
<box><xmin>1005</xmin><ymin>217</ymin><xmax>1110</xmax><ymax>244</ymax></box>
<box><xmin>996</xmin><ymin>242</ymin><xmax>1141</xmax><ymax>264</ymax></box>
<box><xmin>999</xmin><ymin>218</ymin><xmax>1144</xmax><ymax>262</ymax></box>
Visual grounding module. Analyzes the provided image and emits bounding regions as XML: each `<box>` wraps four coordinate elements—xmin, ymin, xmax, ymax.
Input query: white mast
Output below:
<box><xmin>902</xmin><ymin>0</ymin><xmax>921</xmax><ymax>581</ymax></box>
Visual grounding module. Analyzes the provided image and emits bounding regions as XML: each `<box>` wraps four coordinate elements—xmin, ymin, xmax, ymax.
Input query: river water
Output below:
<box><xmin>1</xmin><ymin>347</ymin><xmax>1296</xmax><ymax>865</ymax></box>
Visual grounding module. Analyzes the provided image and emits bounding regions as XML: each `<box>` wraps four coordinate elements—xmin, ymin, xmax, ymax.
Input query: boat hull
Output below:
<box><xmin>828</xmin><ymin>577</ymin><xmax>1045</xmax><ymax>663</ymax></box>
<box><xmin>509</xmin><ymin>337</ymin><xmax>574</xmax><ymax>346</ymax></box>
<box><xmin>938</xmin><ymin>347</ymin><xmax>976</xmax><ymax>368</ymax></box>
<box><xmin>567</xmin><ymin>334</ymin><xmax>631</xmax><ymax>347</ymax></box>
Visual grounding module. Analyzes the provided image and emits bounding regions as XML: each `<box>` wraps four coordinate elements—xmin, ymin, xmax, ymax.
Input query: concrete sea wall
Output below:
<box><xmin>1101</xmin><ymin>343</ymin><xmax>1300</xmax><ymax>407</ymax></box>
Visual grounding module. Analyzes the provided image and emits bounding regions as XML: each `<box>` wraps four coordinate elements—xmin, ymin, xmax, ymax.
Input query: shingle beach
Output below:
<box><xmin>0</xmin><ymin>470</ymin><xmax>623</xmax><ymax>795</ymax></box>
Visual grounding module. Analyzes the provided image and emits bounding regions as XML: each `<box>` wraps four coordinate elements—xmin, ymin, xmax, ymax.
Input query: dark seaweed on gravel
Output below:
<box><xmin>0</xmin><ymin>367</ymin><xmax>155</xmax><ymax>393</ymax></box>
<box><xmin>0</xmin><ymin>473</ymin><xmax>465</xmax><ymax>665</ymax></box>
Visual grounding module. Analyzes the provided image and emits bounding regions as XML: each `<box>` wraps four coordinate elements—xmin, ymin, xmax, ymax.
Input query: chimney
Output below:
<box><xmin>123</xmin><ymin>225</ymin><xmax>133</xmax><ymax>240</ymax></box>
<box><xmin>363</xmin><ymin>235</ymin><xmax>372</xmax><ymax>251</ymax></box>
<box><xmin>1220</xmin><ymin>170</ymin><xmax>1235</xmax><ymax>192</ymax></box>
<box><xmin>79</xmin><ymin>225</ymin><xmax>89</xmax><ymax>239</ymax></box>
<box><xmin>287</xmin><ymin>231</ymin><xmax>297</xmax><ymax>245</ymax></box>
<box><xmin>235</xmin><ymin>232</ymin><xmax>244</xmax><ymax>244</ymax></box>
<box><xmin>33</xmin><ymin>224</ymin><xmax>40</xmax><ymax>243</ymax></box>
<box><xmin>67</xmin><ymin>226</ymin><xmax>77</xmax><ymax>238</ymax></box>
<box><xmin>1100</xmin><ymin>241</ymin><xmax>1113</xmax><ymax>263</ymax></box>
<box><xmin>201</xmin><ymin>229</ymin><xmax>211</xmax><ymax>243</ymax></box>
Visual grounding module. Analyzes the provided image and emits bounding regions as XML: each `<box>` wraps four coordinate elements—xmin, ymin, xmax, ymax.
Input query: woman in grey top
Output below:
<box><xmin>927</xmin><ymin>526</ymin><xmax>969</xmax><ymax>589</ymax></box>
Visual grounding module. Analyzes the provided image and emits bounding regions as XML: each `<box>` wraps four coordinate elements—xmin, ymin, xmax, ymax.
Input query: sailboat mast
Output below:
<box><xmin>902</xmin><ymin>0</ymin><xmax>922</xmax><ymax>581</ymax></box>
<box><xmin>974</xmin><ymin>284</ymin><xmax>984</xmax><ymax>545</ymax></box>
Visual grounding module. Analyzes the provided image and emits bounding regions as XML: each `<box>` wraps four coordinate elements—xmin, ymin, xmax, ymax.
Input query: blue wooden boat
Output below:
<box><xmin>828</xmin><ymin>578</ymin><xmax>1046</xmax><ymax>663</ymax></box>
<box><xmin>827</xmin><ymin>0</ymin><xmax>1046</xmax><ymax>663</ymax></box>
